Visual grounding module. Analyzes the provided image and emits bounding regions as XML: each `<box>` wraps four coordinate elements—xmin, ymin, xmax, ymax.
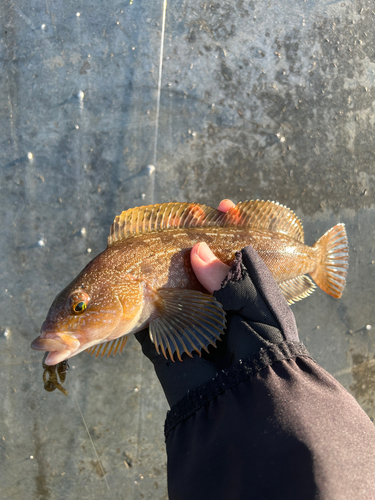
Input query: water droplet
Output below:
<box><xmin>41</xmin><ymin>24</ymin><xmax>46</xmax><ymax>30</ymax></box>
<box><xmin>30</xmin><ymin>455</ymin><xmax>34</xmax><ymax>459</ymax></box>
<box><xmin>75</xmin><ymin>124</ymin><xmax>79</xmax><ymax>129</ymax></box>
<box><xmin>80</xmin><ymin>228</ymin><xmax>86</xmax><ymax>236</ymax></box>
<box><xmin>141</xmin><ymin>193</ymin><xmax>146</xmax><ymax>200</ymax></box>
<box><xmin>147</xmin><ymin>165</ymin><xmax>155</xmax><ymax>175</ymax></box>
<box><xmin>134</xmin><ymin>387</ymin><xmax>139</xmax><ymax>393</ymax></box>
<box><xmin>76</xmin><ymin>12</ymin><xmax>81</xmax><ymax>17</ymax></box>
<box><xmin>1</xmin><ymin>327</ymin><xmax>10</xmax><ymax>338</ymax></box>
<box><xmin>87</xmin><ymin>248</ymin><xmax>92</xmax><ymax>253</ymax></box>
<box><xmin>27</xmin><ymin>152</ymin><xmax>33</xmax><ymax>160</ymax></box>
<box><xmin>38</xmin><ymin>239</ymin><xmax>45</xmax><ymax>247</ymax></box>
<box><xmin>78</xmin><ymin>90</ymin><xmax>84</xmax><ymax>101</ymax></box>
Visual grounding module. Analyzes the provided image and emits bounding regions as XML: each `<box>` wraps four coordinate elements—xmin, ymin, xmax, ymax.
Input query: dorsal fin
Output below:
<box><xmin>108</xmin><ymin>202</ymin><xmax>222</xmax><ymax>245</ymax></box>
<box><xmin>220</xmin><ymin>200</ymin><xmax>304</xmax><ymax>242</ymax></box>
<box><xmin>108</xmin><ymin>200</ymin><xmax>304</xmax><ymax>246</ymax></box>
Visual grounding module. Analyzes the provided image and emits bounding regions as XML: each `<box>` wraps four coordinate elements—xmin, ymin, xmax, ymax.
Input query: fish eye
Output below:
<box><xmin>69</xmin><ymin>291</ymin><xmax>90</xmax><ymax>315</ymax></box>
<box><xmin>73</xmin><ymin>301</ymin><xmax>86</xmax><ymax>314</ymax></box>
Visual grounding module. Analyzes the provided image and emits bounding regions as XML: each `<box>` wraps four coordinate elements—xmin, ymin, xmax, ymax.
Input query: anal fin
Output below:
<box><xmin>149</xmin><ymin>289</ymin><xmax>226</xmax><ymax>361</ymax></box>
<box><xmin>85</xmin><ymin>336</ymin><xmax>129</xmax><ymax>358</ymax></box>
<box><xmin>279</xmin><ymin>275</ymin><xmax>316</xmax><ymax>305</ymax></box>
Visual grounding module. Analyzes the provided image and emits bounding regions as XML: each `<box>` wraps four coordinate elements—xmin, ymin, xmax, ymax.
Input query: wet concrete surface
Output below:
<box><xmin>1</xmin><ymin>0</ymin><xmax>375</xmax><ymax>498</ymax></box>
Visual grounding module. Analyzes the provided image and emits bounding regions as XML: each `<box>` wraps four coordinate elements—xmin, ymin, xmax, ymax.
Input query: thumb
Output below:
<box><xmin>191</xmin><ymin>242</ymin><xmax>230</xmax><ymax>293</ymax></box>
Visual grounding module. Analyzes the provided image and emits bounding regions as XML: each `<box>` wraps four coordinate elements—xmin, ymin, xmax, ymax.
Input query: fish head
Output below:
<box><xmin>31</xmin><ymin>272</ymin><xmax>132</xmax><ymax>365</ymax></box>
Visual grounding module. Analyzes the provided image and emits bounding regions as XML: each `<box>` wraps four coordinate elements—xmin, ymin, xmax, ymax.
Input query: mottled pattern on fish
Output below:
<box><xmin>99</xmin><ymin>227</ymin><xmax>314</xmax><ymax>294</ymax></box>
<box><xmin>31</xmin><ymin>200</ymin><xmax>349</xmax><ymax>369</ymax></box>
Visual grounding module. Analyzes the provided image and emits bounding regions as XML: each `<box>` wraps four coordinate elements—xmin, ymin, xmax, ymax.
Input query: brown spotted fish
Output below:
<box><xmin>31</xmin><ymin>200</ymin><xmax>348</xmax><ymax>365</ymax></box>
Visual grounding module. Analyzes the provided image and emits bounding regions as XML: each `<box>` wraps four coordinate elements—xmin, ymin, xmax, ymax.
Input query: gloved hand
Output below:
<box><xmin>135</xmin><ymin>202</ymin><xmax>300</xmax><ymax>408</ymax></box>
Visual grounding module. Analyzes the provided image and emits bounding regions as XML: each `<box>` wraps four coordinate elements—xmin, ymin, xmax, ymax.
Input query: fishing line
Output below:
<box><xmin>132</xmin><ymin>352</ymin><xmax>145</xmax><ymax>496</ymax></box>
<box><xmin>74</xmin><ymin>393</ymin><xmax>110</xmax><ymax>492</ymax></box>
<box><xmin>132</xmin><ymin>6</ymin><xmax>168</xmax><ymax>485</ymax></box>
<box><xmin>0</xmin><ymin>360</ymin><xmax>40</xmax><ymax>366</ymax></box>
<box><xmin>151</xmin><ymin>0</ymin><xmax>168</xmax><ymax>203</ymax></box>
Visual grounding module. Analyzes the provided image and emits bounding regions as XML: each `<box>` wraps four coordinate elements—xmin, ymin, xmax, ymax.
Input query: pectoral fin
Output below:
<box><xmin>150</xmin><ymin>289</ymin><xmax>226</xmax><ymax>361</ymax></box>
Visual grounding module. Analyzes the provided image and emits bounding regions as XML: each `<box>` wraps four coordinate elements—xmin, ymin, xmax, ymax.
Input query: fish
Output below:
<box><xmin>31</xmin><ymin>200</ymin><xmax>349</xmax><ymax>366</ymax></box>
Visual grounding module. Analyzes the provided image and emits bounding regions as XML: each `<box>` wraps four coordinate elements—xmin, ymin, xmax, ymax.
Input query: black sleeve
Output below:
<box><xmin>165</xmin><ymin>346</ymin><xmax>375</xmax><ymax>500</ymax></box>
<box><xmin>164</xmin><ymin>249</ymin><xmax>375</xmax><ymax>500</ymax></box>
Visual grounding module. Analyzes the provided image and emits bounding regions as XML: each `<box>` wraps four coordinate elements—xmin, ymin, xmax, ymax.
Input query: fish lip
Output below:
<box><xmin>31</xmin><ymin>331</ymin><xmax>80</xmax><ymax>353</ymax></box>
<box><xmin>31</xmin><ymin>337</ymin><xmax>68</xmax><ymax>352</ymax></box>
<box><xmin>44</xmin><ymin>350</ymin><xmax>72</xmax><ymax>366</ymax></box>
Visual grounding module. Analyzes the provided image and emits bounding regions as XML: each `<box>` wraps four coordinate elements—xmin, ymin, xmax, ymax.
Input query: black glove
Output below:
<box><xmin>135</xmin><ymin>245</ymin><xmax>300</xmax><ymax>407</ymax></box>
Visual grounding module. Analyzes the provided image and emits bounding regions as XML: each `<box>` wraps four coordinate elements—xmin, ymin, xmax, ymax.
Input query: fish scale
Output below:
<box><xmin>107</xmin><ymin>227</ymin><xmax>315</xmax><ymax>290</ymax></box>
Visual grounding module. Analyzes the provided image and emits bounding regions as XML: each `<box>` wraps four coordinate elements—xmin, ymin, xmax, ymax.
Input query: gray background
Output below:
<box><xmin>1</xmin><ymin>0</ymin><xmax>375</xmax><ymax>499</ymax></box>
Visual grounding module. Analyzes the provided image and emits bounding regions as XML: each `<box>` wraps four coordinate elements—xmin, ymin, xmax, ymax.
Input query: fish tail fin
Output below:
<box><xmin>310</xmin><ymin>223</ymin><xmax>348</xmax><ymax>298</ymax></box>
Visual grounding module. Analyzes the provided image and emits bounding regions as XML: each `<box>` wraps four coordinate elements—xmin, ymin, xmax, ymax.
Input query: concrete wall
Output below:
<box><xmin>1</xmin><ymin>1</ymin><xmax>375</xmax><ymax>498</ymax></box>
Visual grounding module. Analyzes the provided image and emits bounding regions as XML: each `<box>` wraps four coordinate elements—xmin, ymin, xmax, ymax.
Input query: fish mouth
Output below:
<box><xmin>31</xmin><ymin>332</ymin><xmax>81</xmax><ymax>366</ymax></box>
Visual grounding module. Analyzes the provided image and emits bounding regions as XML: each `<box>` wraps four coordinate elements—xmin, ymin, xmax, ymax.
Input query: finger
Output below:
<box><xmin>191</xmin><ymin>242</ymin><xmax>230</xmax><ymax>293</ymax></box>
<box><xmin>191</xmin><ymin>200</ymin><xmax>234</xmax><ymax>292</ymax></box>
<box><xmin>218</xmin><ymin>199</ymin><xmax>235</xmax><ymax>212</ymax></box>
